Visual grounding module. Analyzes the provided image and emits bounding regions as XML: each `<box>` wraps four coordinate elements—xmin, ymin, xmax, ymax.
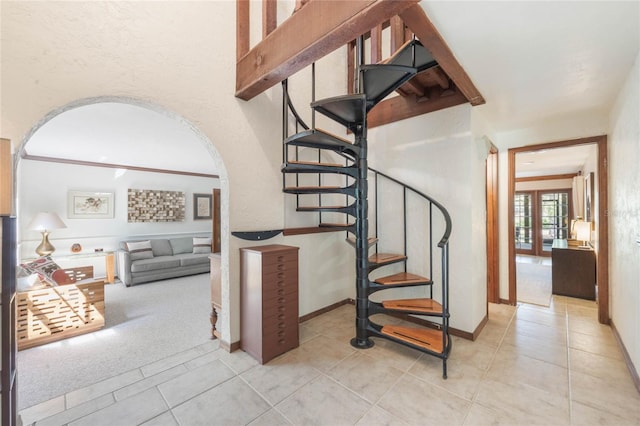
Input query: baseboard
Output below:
<box><xmin>299</xmin><ymin>298</ymin><xmax>353</xmax><ymax>323</ymax></box>
<box><xmin>499</xmin><ymin>298</ymin><xmax>514</xmax><ymax>305</ymax></box>
<box><xmin>610</xmin><ymin>319</ymin><xmax>640</xmax><ymax>394</ymax></box>
<box><xmin>220</xmin><ymin>339</ymin><xmax>241</xmax><ymax>353</ymax></box>
<box><xmin>471</xmin><ymin>314</ymin><xmax>489</xmax><ymax>341</ymax></box>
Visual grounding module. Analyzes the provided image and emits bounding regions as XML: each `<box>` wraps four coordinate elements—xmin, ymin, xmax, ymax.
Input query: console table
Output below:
<box><xmin>22</xmin><ymin>251</ymin><xmax>115</xmax><ymax>284</ymax></box>
<box><xmin>551</xmin><ymin>239</ymin><xmax>596</xmax><ymax>300</ymax></box>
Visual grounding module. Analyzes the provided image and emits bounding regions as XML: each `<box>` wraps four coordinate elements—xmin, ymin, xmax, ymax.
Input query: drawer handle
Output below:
<box><xmin>277</xmin><ymin>272</ymin><xmax>285</xmax><ymax>279</ymax></box>
<box><xmin>277</xmin><ymin>264</ymin><xmax>285</xmax><ymax>271</ymax></box>
<box><xmin>277</xmin><ymin>256</ymin><xmax>285</xmax><ymax>262</ymax></box>
<box><xmin>278</xmin><ymin>297</ymin><xmax>285</xmax><ymax>304</ymax></box>
<box><xmin>278</xmin><ymin>306</ymin><xmax>286</xmax><ymax>313</ymax></box>
<box><xmin>277</xmin><ymin>288</ymin><xmax>285</xmax><ymax>296</ymax></box>
<box><xmin>278</xmin><ymin>330</ymin><xmax>285</xmax><ymax>337</ymax></box>
<box><xmin>278</xmin><ymin>322</ymin><xmax>286</xmax><ymax>329</ymax></box>
<box><xmin>278</xmin><ymin>339</ymin><xmax>286</xmax><ymax>345</ymax></box>
<box><xmin>277</xmin><ymin>280</ymin><xmax>285</xmax><ymax>287</ymax></box>
<box><xmin>278</xmin><ymin>313</ymin><xmax>285</xmax><ymax>321</ymax></box>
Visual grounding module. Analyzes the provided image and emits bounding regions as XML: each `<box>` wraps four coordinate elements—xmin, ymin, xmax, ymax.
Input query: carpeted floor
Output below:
<box><xmin>17</xmin><ymin>274</ymin><xmax>212</xmax><ymax>410</ymax></box>
<box><xmin>517</xmin><ymin>261</ymin><xmax>552</xmax><ymax>307</ymax></box>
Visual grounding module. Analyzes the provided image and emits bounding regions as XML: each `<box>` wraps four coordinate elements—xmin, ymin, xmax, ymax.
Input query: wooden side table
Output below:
<box><xmin>551</xmin><ymin>239</ymin><xmax>596</xmax><ymax>300</ymax></box>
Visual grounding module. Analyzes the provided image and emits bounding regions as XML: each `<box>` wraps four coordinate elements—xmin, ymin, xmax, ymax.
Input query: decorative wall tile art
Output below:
<box><xmin>127</xmin><ymin>189</ymin><xmax>185</xmax><ymax>222</ymax></box>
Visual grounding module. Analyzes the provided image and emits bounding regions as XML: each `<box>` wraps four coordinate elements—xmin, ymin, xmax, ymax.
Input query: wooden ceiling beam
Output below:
<box><xmin>367</xmin><ymin>89</ymin><xmax>467</xmax><ymax>130</ymax></box>
<box><xmin>236</xmin><ymin>0</ymin><xmax>420</xmax><ymax>100</ymax></box>
<box><xmin>236</xmin><ymin>0</ymin><xmax>250</xmax><ymax>61</ymax></box>
<box><xmin>399</xmin><ymin>4</ymin><xmax>485</xmax><ymax>106</ymax></box>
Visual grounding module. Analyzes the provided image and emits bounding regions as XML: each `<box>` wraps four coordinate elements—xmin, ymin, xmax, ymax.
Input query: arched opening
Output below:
<box><xmin>13</xmin><ymin>97</ymin><xmax>229</xmax><ymax>409</ymax></box>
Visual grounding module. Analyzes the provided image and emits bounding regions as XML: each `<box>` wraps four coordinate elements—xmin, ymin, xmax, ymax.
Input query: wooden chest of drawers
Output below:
<box><xmin>240</xmin><ymin>245</ymin><xmax>299</xmax><ymax>364</ymax></box>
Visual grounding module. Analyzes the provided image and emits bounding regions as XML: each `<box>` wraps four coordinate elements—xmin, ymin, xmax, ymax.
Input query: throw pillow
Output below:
<box><xmin>126</xmin><ymin>240</ymin><xmax>154</xmax><ymax>261</ymax></box>
<box><xmin>193</xmin><ymin>237</ymin><xmax>212</xmax><ymax>254</ymax></box>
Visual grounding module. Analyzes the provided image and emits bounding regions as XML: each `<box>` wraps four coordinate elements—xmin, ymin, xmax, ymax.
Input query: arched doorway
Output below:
<box><xmin>13</xmin><ymin>97</ymin><xmax>229</xmax><ymax>409</ymax></box>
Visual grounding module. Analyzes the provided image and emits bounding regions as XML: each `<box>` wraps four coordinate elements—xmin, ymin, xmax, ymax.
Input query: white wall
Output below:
<box><xmin>1</xmin><ymin>1</ymin><xmax>355</xmax><ymax>346</ymax></box>
<box><xmin>17</xmin><ymin>159</ymin><xmax>218</xmax><ymax>260</ymax></box>
<box><xmin>608</xmin><ymin>51</ymin><xmax>640</xmax><ymax>375</ymax></box>
<box><xmin>368</xmin><ymin>104</ymin><xmax>488</xmax><ymax>333</ymax></box>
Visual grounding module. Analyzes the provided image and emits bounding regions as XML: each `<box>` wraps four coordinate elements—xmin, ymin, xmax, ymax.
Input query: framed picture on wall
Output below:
<box><xmin>68</xmin><ymin>191</ymin><xmax>114</xmax><ymax>219</ymax></box>
<box><xmin>585</xmin><ymin>172</ymin><xmax>594</xmax><ymax>222</ymax></box>
<box><xmin>193</xmin><ymin>193</ymin><xmax>212</xmax><ymax>220</ymax></box>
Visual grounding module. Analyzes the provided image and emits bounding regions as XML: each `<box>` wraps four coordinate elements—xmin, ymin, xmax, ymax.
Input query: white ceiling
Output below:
<box><xmin>24</xmin><ymin>2</ymin><xmax>639</xmax><ymax>178</ymax></box>
<box><xmin>423</xmin><ymin>1</ymin><xmax>639</xmax><ymax>132</ymax></box>
<box><xmin>515</xmin><ymin>144</ymin><xmax>597</xmax><ymax>178</ymax></box>
<box><xmin>26</xmin><ymin>102</ymin><xmax>218</xmax><ymax>175</ymax></box>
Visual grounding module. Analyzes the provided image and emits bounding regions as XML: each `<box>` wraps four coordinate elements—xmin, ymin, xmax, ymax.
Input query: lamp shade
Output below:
<box><xmin>575</xmin><ymin>221</ymin><xmax>591</xmax><ymax>244</ymax></box>
<box><xmin>27</xmin><ymin>212</ymin><xmax>67</xmax><ymax>231</ymax></box>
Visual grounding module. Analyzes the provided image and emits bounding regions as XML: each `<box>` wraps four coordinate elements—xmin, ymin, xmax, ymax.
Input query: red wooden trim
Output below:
<box><xmin>282</xmin><ymin>226</ymin><xmax>345</xmax><ymax>236</ymax></box>
<box><xmin>299</xmin><ymin>299</ymin><xmax>353</xmax><ymax>323</ymax></box>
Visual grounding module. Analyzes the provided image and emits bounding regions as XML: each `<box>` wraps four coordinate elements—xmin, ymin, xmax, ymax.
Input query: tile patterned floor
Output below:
<box><xmin>20</xmin><ymin>297</ymin><xmax>640</xmax><ymax>425</ymax></box>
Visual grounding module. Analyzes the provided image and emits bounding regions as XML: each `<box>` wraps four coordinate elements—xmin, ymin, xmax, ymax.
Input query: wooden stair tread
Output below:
<box><xmin>382</xmin><ymin>298</ymin><xmax>442</xmax><ymax>314</ymax></box>
<box><xmin>381</xmin><ymin>325</ymin><xmax>445</xmax><ymax>353</ymax></box>
<box><xmin>375</xmin><ymin>272</ymin><xmax>431</xmax><ymax>285</ymax></box>
<box><xmin>368</xmin><ymin>253</ymin><xmax>406</xmax><ymax>264</ymax></box>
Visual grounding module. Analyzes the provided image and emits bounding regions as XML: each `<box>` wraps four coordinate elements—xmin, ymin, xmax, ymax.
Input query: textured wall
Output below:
<box><xmin>368</xmin><ymin>104</ymin><xmax>488</xmax><ymax>333</ymax></box>
<box><xmin>1</xmin><ymin>1</ymin><xmax>353</xmax><ymax>345</ymax></box>
<box><xmin>609</xmin><ymin>52</ymin><xmax>640</xmax><ymax>374</ymax></box>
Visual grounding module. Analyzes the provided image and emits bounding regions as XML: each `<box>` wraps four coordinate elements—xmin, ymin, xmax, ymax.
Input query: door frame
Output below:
<box><xmin>508</xmin><ymin>135</ymin><xmax>609</xmax><ymax>324</ymax></box>
<box><xmin>486</xmin><ymin>145</ymin><xmax>500</xmax><ymax>303</ymax></box>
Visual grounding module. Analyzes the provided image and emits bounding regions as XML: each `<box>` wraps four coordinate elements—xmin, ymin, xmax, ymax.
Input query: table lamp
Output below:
<box><xmin>575</xmin><ymin>221</ymin><xmax>591</xmax><ymax>249</ymax></box>
<box><xmin>27</xmin><ymin>212</ymin><xmax>67</xmax><ymax>256</ymax></box>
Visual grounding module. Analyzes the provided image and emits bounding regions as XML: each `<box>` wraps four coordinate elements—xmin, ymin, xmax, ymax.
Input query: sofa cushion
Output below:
<box><xmin>131</xmin><ymin>256</ymin><xmax>180</xmax><ymax>273</ymax></box>
<box><xmin>126</xmin><ymin>240</ymin><xmax>154</xmax><ymax>261</ymax></box>
<box><xmin>150</xmin><ymin>239</ymin><xmax>173</xmax><ymax>257</ymax></box>
<box><xmin>175</xmin><ymin>253</ymin><xmax>210</xmax><ymax>267</ymax></box>
<box><xmin>193</xmin><ymin>237</ymin><xmax>212</xmax><ymax>254</ymax></box>
<box><xmin>169</xmin><ymin>237</ymin><xmax>193</xmax><ymax>255</ymax></box>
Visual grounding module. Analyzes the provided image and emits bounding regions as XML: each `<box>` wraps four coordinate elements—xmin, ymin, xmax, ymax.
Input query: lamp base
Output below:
<box><xmin>35</xmin><ymin>231</ymin><xmax>56</xmax><ymax>256</ymax></box>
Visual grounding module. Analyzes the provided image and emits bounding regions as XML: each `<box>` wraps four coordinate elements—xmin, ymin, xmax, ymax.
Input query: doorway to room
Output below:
<box><xmin>11</xmin><ymin>98</ymin><xmax>228</xmax><ymax>411</ymax></box>
<box><xmin>508</xmin><ymin>136</ymin><xmax>609</xmax><ymax>323</ymax></box>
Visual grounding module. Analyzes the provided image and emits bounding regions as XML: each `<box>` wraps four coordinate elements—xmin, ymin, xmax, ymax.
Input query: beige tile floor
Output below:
<box><xmin>20</xmin><ymin>297</ymin><xmax>640</xmax><ymax>426</ymax></box>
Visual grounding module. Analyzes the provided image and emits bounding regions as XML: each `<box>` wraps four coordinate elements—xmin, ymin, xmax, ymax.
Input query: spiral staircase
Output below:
<box><xmin>282</xmin><ymin>38</ymin><xmax>453</xmax><ymax>378</ymax></box>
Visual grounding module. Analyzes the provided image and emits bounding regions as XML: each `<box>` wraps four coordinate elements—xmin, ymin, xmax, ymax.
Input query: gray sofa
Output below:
<box><xmin>117</xmin><ymin>236</ymin><xmax>211</xmax><ymax>286</ymax></box>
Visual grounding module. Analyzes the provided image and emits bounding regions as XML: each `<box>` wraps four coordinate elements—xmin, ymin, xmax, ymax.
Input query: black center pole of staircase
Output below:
<box><xmin>351</xmin><ymin>124</ymin><xmax>373</xmax><ymax>349</ymax></box>
<box><xmin>351</xmin><ymin>34</ymin><xmax>373</xmax><ymax>349</ymax></box>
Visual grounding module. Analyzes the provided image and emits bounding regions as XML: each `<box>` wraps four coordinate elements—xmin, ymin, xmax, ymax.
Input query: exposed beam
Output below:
<box><xmin>367</xmin><ymin>88</ymin><xmax>467</xmax><ymax>130</ymax></box>
<box><xmin>236</xmin><ymin>0</ymin><xmax>420</xmax><ymax>100</ymax></box>
<box><xmin>430</xmin><ymin>67</ymin><xmax>450</xmax><ymax>89</ymax></box>
<box><xmin>399</xmin><ymin>4</ymin><xmax>485</xmax><ymax>106</ymax></box>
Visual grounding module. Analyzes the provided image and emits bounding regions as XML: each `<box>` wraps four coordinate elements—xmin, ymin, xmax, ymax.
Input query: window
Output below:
<box><xmin>515</xmin><ymin>189</ymin><xmax>572</xmax><ymax>256</ymax></box>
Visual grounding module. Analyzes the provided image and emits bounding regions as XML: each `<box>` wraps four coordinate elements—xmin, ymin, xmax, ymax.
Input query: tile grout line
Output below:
<box><xmin>565</xmin><ymin>300</ymin><xmax>573</xmax><ymax>424</ymax></box>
